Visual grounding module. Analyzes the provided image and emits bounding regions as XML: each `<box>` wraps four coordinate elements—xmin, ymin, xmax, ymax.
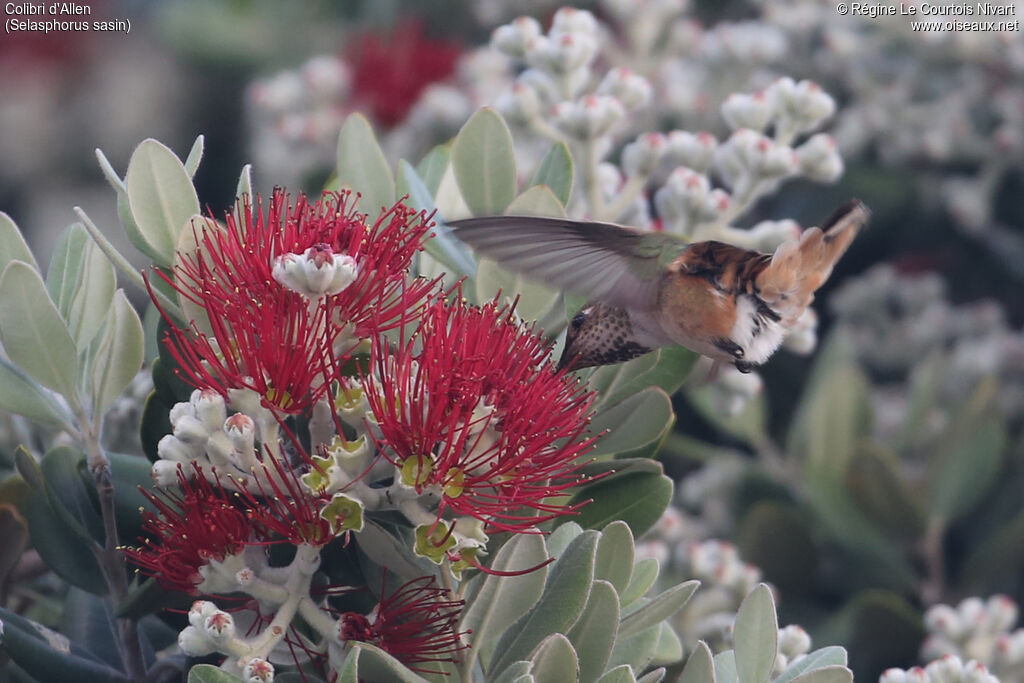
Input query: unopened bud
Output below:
<box><xmin>553</xmin><ymin>95</ymin><xmax>625</xmax><ymax>139</ymax></box>
<box><xmin>666</xmin><ymin>130</ymin><xmax>717</xmax><ymax>172</ymax></box>
<box><xmin>924</xmin><ymin>655</ymin><xmax>963</xmax><ymax>683</ymax></box>
<box><xmin>778</xmin><ymin>624</ymin><xmax>811</xmax><ymax>657</ymax></box>
<box><xmin>496</xmin><ymin>82</ymin><xmax>542</xmax><ymax>123</ymax></box>
<box><xmin>178</xmin><ymin>625</ymin><xmax>216</xmax><ymax>656</ymax></box>
<box><xmin>243</xmin><ymin>657</ymin><xmax>275</xmax><ymax>683</ymax></box>
<box><xmin>491</xmin><ymin>16</ymin><xmax>543</xmax><ymax>58</ymax></box>
<box><xmin>551</xmin><ymin>7</ymin><xmax>599</xmax><ymax>35</ymax></box>
<box><xmin>597</xmin><ymin>68</ymin><xmax>652</xmax><ymax>110</ymax></box>
<box><xmin>204</xmin><ymin>610</ymin><xmax>236</xmax><ymax>640</ymax></box>
<box><xmin>622</xmin><ymin>133</ymin><xmax>667</xmax><ymax>177</ymax></box>
<box><xmin>721</xmin><ymin>91</ymin><xmax>774</xmax><ymax>133</ymax></box>
<box><xmin>797</xmin><ymin>134</ymin><xmax>843</xmax><ymax>183</ymax></box>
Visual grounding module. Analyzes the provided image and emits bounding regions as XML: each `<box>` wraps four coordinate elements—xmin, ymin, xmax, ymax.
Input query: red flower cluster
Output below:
<box><xmin>339</xmin><ymin>575</ymin><xmax>467</xmax><ymax>672</ymax></box>
<box><xmin>364</xmin><ymin>297</ymin><xmax>598</xmax><ymax>532</ymax></box>
<box><xmin>159</xmin><ymin>190</ymin><xmax>436</xmax><ymax>414</ymax></box>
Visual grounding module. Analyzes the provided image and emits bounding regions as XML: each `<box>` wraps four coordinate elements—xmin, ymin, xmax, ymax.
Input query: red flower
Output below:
<box><xmin>158</xmin><ymin>190</ymin><xmax>437</xmax><ymax>414</ymax></box>
<box><xmin>339</xmin><ymin>575</ymin><xmax>467</xmax><ymax>672</ymax></box>
<box><xmin>124</xmin><ymin>465</ymin><xmax>256</xmax><ymax>594</ymax></box>
<box><xmin>348</xmin><ymin>20</ymin><xmax>462</xmax><ymax>128</ymax></box>
<box><xmin>364</xmin><ymin>297</ymin><xmax>598</xmax><ymax>533</ymax></box>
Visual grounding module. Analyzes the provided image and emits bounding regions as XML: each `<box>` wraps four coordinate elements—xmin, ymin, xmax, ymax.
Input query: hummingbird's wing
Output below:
<box><xmin>447</xmin><ymin>216</ymin><xmax>686</xmax><ymax>311</ymax></box>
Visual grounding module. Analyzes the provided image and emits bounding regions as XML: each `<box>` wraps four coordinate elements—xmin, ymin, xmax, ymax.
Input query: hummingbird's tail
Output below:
<box><xmin>755</xmin><ymin>199</ymin><xmax>870</xmax><ymax>326</ymax></box>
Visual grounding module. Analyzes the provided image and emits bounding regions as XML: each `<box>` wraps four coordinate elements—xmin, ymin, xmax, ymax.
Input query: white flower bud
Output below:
<box><xmin>189</xmin><ymin>600</ymin><xmax>219</xmax><ymax>627</ymax></box>
<box><xmin>769</xmin><ymin>78</ymin><xmax>836</xmax><ymax>134</ymax></box>
<box><xmin>273</xmin><ymin>246</ymin><xmax>358</xmax><ymax>299</ymax></box>
<box><xmin>517</xmin><ymin>68</ymin><xmax>560</xmax><ymax>105</ymax></box>
<box><xmin>666</xmin><ymin>130</ymin><xmax>717</xmax><ymax>172</ymax></box>
<box><xmin>194</xmin><ymin>390</ymin><xmax>226</xmax><ymax>426</ymax></box>
<box><xmin>225</xmin><ymin>413</ymin><xmax>256</xmax><ymax>452</ymax></box>
<box><xmin>169</xmin><ymin>397</ymin><xmax>196</xmax><ymax>425</ymax></box>
<box><xmin>960</xmin><ymin>597</ymin><xmax>987</xmax><ymax>629</ymax></box>
<box><xmin>172</xmin><ymin>415</ymin><xmax>212</xmax><ymax>445</ymax></box>
<box><xmin>243</xmin><ymin>657</ymin><xmax>275</xmax><ymax>683</ymax></box>
<box><xmin>151</xmin><ymin>459</ymin><xmax>184</xmax><ymax>486</ymax></box>
<box><xmin>302</xmin><ymin>56</ymin><xmax>349</xmax><ymax>99</ymax></box>
<box><xmin>595</xmin><ymin>162</ymin><xmax>624</xmax><ymax>199</ymax></box>
<box><xmin>156</xmin><ymin>434</ymin><xmax>192</xmax><ymax>465</ymax></box>
<box><xmin>178</xmin><ymin>625</ymin><xmax>216</xmax><ymax>656</ymax></box>
<box><xmin>552</xmin><ymin>95</ymin><xmax>625</xmax><ymax>139</ymax></box>
<box><xmin>526</xmin><ymin>32</ymin><xmax>598</xmax><ymax>74</ymax></box>
<box><xmin>983</xmin><ymin>594</ymin><xmax>1018</xmax><ymax>633</ymax></box>
<box><xmin>925</xmin><ymin>604</ymin><xmax>965</xmax><ymax>639</ymax></box>
<box><xmin>203</xmin><ymin>610</ymin><xmax>236</xmax><ymax>641</ymax></box>
<box><xmin>551</xmin><ymin>7</ymin><xmax>599</xmax><ymax>36</ymax></box>
<box><xmin>879</xmin><ymin>669</ymin><xmax>909</xmax><ymax>683</ymax></box>
<box><xmin>797</xmin><ymin>134</ymin><xmax>843</xmax><ymax>183</ymax></box>
<box><xmin>204</xmin><ymin>431</ymin><xmax>234</xmax><ymax>468</ymax></box>
<box><xmin>622</xmin><ymin>133</ymin><xmax>667</xmax><ymax>177</ymax></box>
<box><xmin>251</xmin><ymin>73</ymin><xmax>304</xmax><ymax>114</ymax></box>
<box><xmin>721</xmin><ymin>92</ymin><xmax>774</xmax><ymax>133</ymax></box>
<box><xmin>778</xmin><ymin>625</ymin><xmax>812</xmax><ymax>657</ymax></box>
<box><xmin>924</xmin><ymin>655</ymin><xmax>964</xmax><ymax>683</ymax></box>
<box><xmin>491</xmin><ymin>16</ymin><xmax>543</xmax><ymax>58</ymax></box>
<box><xmin>962</xmin><ymin>660</ymin><xmax>998</xmax><ymax>683</ymax></box>
<box><xmin>597</xmin><ymin>68</ymin><xmax>652</xmax><ymax>110</ymax></box>
<box><xmin>496</xmin><ymin>82</ymin><xmax>541</xmax><ymax>123</ymax></box>
<box><xmin>921</xmin><ymin>634</ymin><xmax>960</xmax><ymax>661</ymax></box>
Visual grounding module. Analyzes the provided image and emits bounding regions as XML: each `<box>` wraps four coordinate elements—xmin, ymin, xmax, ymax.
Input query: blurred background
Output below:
<box><xmin>2</xmin><ymin>0</ymin><xmax>1023</xmax><ymax>679</ymax></box>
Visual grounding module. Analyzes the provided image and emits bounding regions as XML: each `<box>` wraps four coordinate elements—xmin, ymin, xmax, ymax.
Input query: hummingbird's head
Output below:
<box><xmin>557</xmin><ymin>304</ymin><xmax>651</xmax><ymax>370</ymax></box>
<box><xmin>557</xmin><ymin>308</ymin><xmax>589</xmax><ymax>371</ymax></box>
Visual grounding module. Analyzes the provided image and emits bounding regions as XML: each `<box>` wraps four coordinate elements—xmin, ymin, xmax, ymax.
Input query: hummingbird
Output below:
<box><xmin>448</xmin><ymin>199</ymin><xmax>869</xmax><ymax>372</ymax></box>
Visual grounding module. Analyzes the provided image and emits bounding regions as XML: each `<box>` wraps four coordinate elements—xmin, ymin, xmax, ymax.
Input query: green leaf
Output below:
<box><xmin>844</xmin><ymin>445</ymin><xmax>924</xmax><ymax>539</ymax></box>
<box><xmin>91</xmin><ymin>291</ymin><xmax>144</xmax><ymax>415</ymax></box>
<box><xmin>357</xmin><ymin>520</ymin><xmax>439</xmax><ymax>583</ymax></box>
<box><xmin>588</xmin><ymin>348</ymin><xmax>698</xmax><ymax>409</ymax></box>
<box><xmin>929</xmin><ymin>378</ymin><xmax>1005</xmax><ymax>520</ymax></box>
<box><xmin>491</xmin><ymin>661</ymin><xmax>533</xmax><ymax>683</ymax></box>
<box><xmin>397</xmin><ymin>160</ymin><xmax>476</xmax><ymax>278</ymax></box>
<box><xmin>124</xmin><ymin>139</ymin><xmax>201</xmax><ymax>267</ymax></box>
<box><xmin>680</xmin><ymin>641</ymin><xmax>715</xmax><ymax>683</ymax></box>
<box><xmin>530</xmin><ymin>634</ymin><xmax>579</xmax><ymax>683</ymax></box>
<box><xmin>576</xmin><ymin>458</ymin><xmax>664</xmax><ymax>484</ymax></box>
<box><xmin>352</xmin><ymin>643</ymin><xmax>430</xmax><ymax>683</ymax></box>
<box><xmin>620</xmin><ymin>557</ymin><xmax>659</xmax><ymax>608</ymax></box>
<box><xmin>567</xmin><ymin>580</ymin><xmax>619</xmax><ymax>683</ymax></box>
<box><xmin>337</xmin><ymin>647</ymin><xmax>361</xmax><ymax>683</ymax></box>
<box><xmin>607</xmin><ymin>624</ymin><xmax>660</xmax><ymax>673</ymax></box>
<box><xmin>0</xmin><ymin>606</ymin><xmax>127</xmax><ymax>683</ymax></box>
<box><xmin>336</xmin><ymin>113</ymin><xmax>396</xmax><ymax>220</ymax></box>
<box><xmin>14</xmin><ymin>447</ymin><xmax>44</xmax><ymax>491</ymax></box>
<box><xmin>46</xmin><ymin>223</ymin><xmax>116</xmax><ymax>350</ymax></box>
<box><xmin>187</xmin><ymin>664</ymin><xmax>245</xmax><ymax>682</ymax></box>
<box><xmin>531</xmin><ymin>142</ymin><xmax>573</xmax><ymax>207</ymax></box>
<box><xmin>0</xmin><ymin>261</ymin><xmax>79</xmax><ymax>400</ymax></box>
<box><xmin>619</xmin><ymin>581</ymin><xmax>698</xmax><ymax>639</ymax></box>
<box><xmin>568</xmin><ymin>472</ymin><xmax>673</xmax><ymax>538</ymax></box>
<box><xmin>637</xmin><ymin>669</ymin><xmax>666</xmax><ymax>683</ymax></box>
<box><xmin>545</xmin><ymin>521</ymin><xmax>583</xmax><ymax>558</ymax></box>
<box><xmin>0</xmin><ymin>504</ymin><xmax>28</xmax><ymax>588</ymax></box>
<box><xmin>0</xmin><ymin>211</ymin><xmax>39</xmax><ymax>273</ymax></box>
<box><xmin>183</xmin><ymin>135</ymin><xmax>205</xmax><ymax>178</ymax></box>
<box><xmin>595</xmin><ymin>521</ymin><xmax>634</xmax><ymax>595</ymax></box>
<box><xmin>788</xmin><ymin>667</ymin><xmax>853</xmax><ymax>683</ymax></box>
<box><xmin>733</xmin><ymin>584</ymin><xmax>778</xmax><ymax>683</ymax></box>
<box><xmin>829</xmin><ymin>590</ymin><xmax>924</xmax><ymax>679</ymax></box>
<box><xmin>42</xmin><ymin>445</ymin><xmax>104</xmax><ymax>544</ymax></box>
<box><xmin>20</xmin><ymin>487</ymin><xmax>106</xmax><ymax>594</ymax></box>
<box><xmin>61</xmin><ymin>587</ymin><xmax>122</xmax><ymax>670</ymax></box>
<box><xmin>774</xmin><ymin>647</ymin><xmax>848</xmax><ymax>683</ymax></box>
<box><xmin>713</xmin><ymin>652</ymin><xmax>738</xmax><ymax>683</ymax></box>
<box><xmin>0</xmin><ymin>357</ymin><xmax>73</xmax><ymax>428</ymax></box>
<box><xmin>461</xmin><ymin>533</ymin><xmax>549</xmax><ymax>670</ymax></box>
<box><xmin>490</xmin><ymin>531</ymin><xmax>598</xmax><ymax>673</ymax></box>
<box><xmin>452</xmin><ymin>108</ymin><xmax>517</xmax><ymax>217</ymax></box>
<box><xmin>589</xmin><ymin>388</ymin><xmax>674</xmax><ymax>460</ymax></box>
<box><xmin>597</xmin><ymin>666</ymin><xmax>637</xmax><ymax>683</ymax></box>
<box><xmin>416</xmin><ymin>144</ymin><xmax>450</xmax><ymax>196</ymax></box>
<box><xmin>236</xmin><ymin>163</ymin><xmax>253</xmax><ymax>201</ymax></box>
<box><xmin>172</xmin><ymin>214</ymin><xmax>219</xmax><ymax>336</ymax></box>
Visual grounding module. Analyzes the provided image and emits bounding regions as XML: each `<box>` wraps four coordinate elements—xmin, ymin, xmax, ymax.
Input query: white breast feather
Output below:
<box><xmin>730</xmin><ymin>296</ymin><xmax>786</xmax><ymax>365</ymax></box>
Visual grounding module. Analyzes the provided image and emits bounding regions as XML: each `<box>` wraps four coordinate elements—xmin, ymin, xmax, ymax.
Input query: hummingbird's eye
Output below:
<box><xmin>570</xmin><ymin>311</ymin><xmax>586</xmax><ymax>331</ymax></box>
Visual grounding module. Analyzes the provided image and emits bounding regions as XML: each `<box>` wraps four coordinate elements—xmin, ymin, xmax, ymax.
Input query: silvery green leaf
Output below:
<box><xmin>91</xmin><ymin>291</ymin><xmax>144</xmax><ymax>415</ymax></box>
<box><xmin>187</xmin><ymin>664</ymin><xmax>245</xmax><ymax>682</ymax></box>
<box><xmin>588</xmin><ymin>387</ymin><xmax>674</xmax><ymax>459</ymax></box>
<box><xmin>358</xmin><ymin>520</ymin><xmax>439</xmax><ymax>583</ymax></box>
<box><xmin>452</xmin><ymin>108</ymin><xmax>517</xmax><ymax>217</ymax></box>
<box><xmin>124</xmin><ymin>138</ymin><xmax>201</xmax><ymax>266</ymax></box>
<box><xmin>512</xmin><ymin>677</ymin><xmax>536</xmax><ymax>683</ymax></box>
<box><xmin>619</xmin><ymin>557</ymin><xmax>659</xmax><ymax>607</ymax></box>
<box><xmin>434</xmin><ymin>161</ymin><xmax>471</xmax><ymax>220</ymax></box>
<box><xmin>0</xmin><ymin>212</ymin><xmax>39</xmax><ymax>272</ymax></box>
<box><xmin>531</xmin><ymin>142</ymin><xmax>573</xmax><ymax>207</ymax></box>
<box><xmin>94</xmin><ymin>147</ymin><xmax>127</xmax><ymax>194</ymax></box>
<box><xmin>337</xmin><ymin>647</ymin><xmax>360</xmax><ymax>683</ymax></box>
<box><xmin>475</xmin><ymin>258</ymin><xmax>561</xmax><ymax>324</ymax></box>
<box><xmin>397</xmin><ymin>160</ymin><xmax>476</xmax><ymax>279</ymax></box>
<box><xmin>597</xmin><ymin>666</ymin><xmax>637</xmax><ymax>683</ymax></box>
<box><xmin>336</xmin><ymin>113</ymin><xmax>395</xmax><ymax>220</ymax></box>
<box><xmin>0</xmin><ymin>358</ymin><xmax>72</xmax><ymax>428</ymax></box>
<box><xmin>567</xmin><ymin>580</ymin><xmax>619</xmax><ymax>683</ymax></box>
<box><xmin>680</xmin><ymin>641</ymin><xmax>716</xmax><ymax>683</ymax></box>
<box><xmin>545</xmin><ymin>521</ymin><xmax>583</xmax><ymax>558</ymax></box>
<box><xmin>637</xmin><ymin>668</ymin><xmax>666</xmax><ymax>683</ymax></box>
<box><xmin>733</xmin><ymin>584</ymin><xmax>778</xmax><ymax>683</ymax></box>
<box><xmin>173</xmin><ymin>214</ymin><xmax>220</xmax><ymax>336</ymax></box>
<box><xmin>461</xmin><ymin>533</ymin><xmax>549</xmax><ymax>670</ymax></box>
<box><xmin>595</xmin><ymin>521</ymin><xmax>634</xmax><ymax>595</ymax></box>
<box><xmin>183</xmin><ymin>135</ymin><xmax>204</xmax><ymax>178</ymax></box>
<box><xmin>0</xmin><ymin>262</ymin><xmax>79</xmax><ymax>401</ymax></box>
<box><xmin>0</xmin><ymin>606</ymin><xmax>125</xmax><ymax>683</ymax></box>
<box><xmin>236</xmin><ymin>163</ymin><xmax>253</xmax><ymax>201</ymax></box>
<box><xmin>607</xmin><ymin>624</ymin><xmax>659</xmax><ymax>673</ymax></box>
<box><xmin>788</xmin><ymin>666</ymin><xmax>853</xmax><ymax>683</ymax></box>
<box><xmin>588</xmin><ymin>347</ymin><xmax>697</xmax><ymax>409</ymax></box>
<box><xmin>491</xmin><ymin>661</ymin><xmax>533</xmax><ymax>683</ymax></box>
<box><xmin>774</xmin><ymin>649</ymin><xmax>848</xmax><ymax>683</ymax></box>
<box><xmin>619</xmin><ymin>580</ymin><xmax>698</xmax><ymax>639</ymax></box>
<box><xmin>530</xmin><ymin>634</ymin><xmax>579</xmax><ymax>683</ymax></box>
<box><xmin>490</xmin><ymin>531</ymin><xmax>598</xmax><ymax>673</ymax></box>
<box><xmin>569</xmin><ymin>472</ymin><xmax>673</xmax><ymax>538</ymax></box>
<box><xmin>713</xmin><ymin>651</ymin><xmax>739</xmax><ymax>683</ymax></box>
<box><xmin>46</xmin><ymin>224</ymin><xmax>116</xmax><ymax>351</ymax></box>
<box><xmin>650</xmin><ymin>623</ymin><xmax>683</xmax><ymax>666</ymax></box>
<box><xmin>416</xmin><ymin>144</ymin><xmax>450</xmax><ymax>196</ymax></box>
<box><xmin>353</xmin><ymin>643</ymin><xmax>431</xmax><ymax>683</ymax></box>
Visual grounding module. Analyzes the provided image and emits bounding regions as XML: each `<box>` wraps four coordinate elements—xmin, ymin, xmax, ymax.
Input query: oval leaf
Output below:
<box><xmin>0</xmin><ymin>212</ymin><xmax>39</xmax><ymax>272</ymax></box>
<box><xmin>568</xmin><ymin>472</ymin><xmax>673</xmax><ymax>538</ymax></box>
<box><xmin>0</xmin><ymin>261</ymin><xmax>79</xmax><ymax>399</ymax></box>
<box><xmin>352</xmin><ymin>643</ymin><xmax>430</xmax><ymax>683</ymax></box>
<box><xmin>452</xmin><ymin>108</ymin><xmax>517</xmax><ymax>217</ymax></box>
<box><xmin>589</xmin><ymin>387</ymin><xmax>674</xmax><ymax>459</ymax></box>
<box><xmin>567</xmin><ymin>580</ymin><xmax>619</xmax><ymax>683</ymax></box>
<box><xmin>124</xmin><ymin>138</ymin><xmax>201</xmax><ymax>267</ymax></box>
<box><xmin>620</xmin><ymin>557</ymin><xmax>659</xmax><ymax>608</ymax></box>
<box><xmin>733</xmin><ymin>584</ymin><xmax>778</xmax><ymax>683</ymax></box>
<box><xmin>0</xmin><ymin>358</ymin><xmax>72</xmax><ymax>428</ymax></box>
<box><xmin>531</xmin><ymin>142</ymin><xmax>574</xmax><ymax>207</ymax></box>
<box><xmin>187</xmin><ymin>664</ymin><xmax>245</xmax><ymax>682</ymax></box>
<box><xmin>680</xmin><ymin>641</ymin><xmax>716</xmax><ymax>683</ymax></box>
<box><xmin>598</xmin><ymin>666</ymin><xmax>637</xmax><ymax>683</ymax></box>
<box><xmin>336</xmin><ymin>113</ymin><xmax>396</xmax><ymax>220</ymax></box>
<box><xmin>619</xmin><ymin>580</ymin><xmax>698</xmax><ymax>639</ymax></box>
<box><xmin>530</xmin><ymin>634</ymin><xmax>579</xmax><ymax>683</ymax></box>
<box><xmin>46</xmin><ymin>224</ymin><xmax>117</xmax><ymax>350</ymax></box>
<box><xmin>92</xmin><ymin>291</ymin><xmax>145</xmax><ymax>415</ymax></box>
<box><xmin>595</xmin><ymin>521</ymin><xmax>634</xmax><ymax>595</ymax></box>
<box><xmin>184</xmin><ymin>135</ymin><xmax>205</xmax><ymax>178</ymax></box>
<box><xmin>789</xmin><ymin>666</ymin><xmax>853</xmax><ymax>683</ymax></box>
<box><xmin>774</xmin><ymin>647</ymin><xmax>848</xmax><ymax>683</ymax></box>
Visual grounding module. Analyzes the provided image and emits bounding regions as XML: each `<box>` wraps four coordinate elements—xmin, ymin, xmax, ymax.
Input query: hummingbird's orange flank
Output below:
<box><xmin>449</xmin><ymin>199</ymin><xmax>869</xmax><ymax>372</ymax></box>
